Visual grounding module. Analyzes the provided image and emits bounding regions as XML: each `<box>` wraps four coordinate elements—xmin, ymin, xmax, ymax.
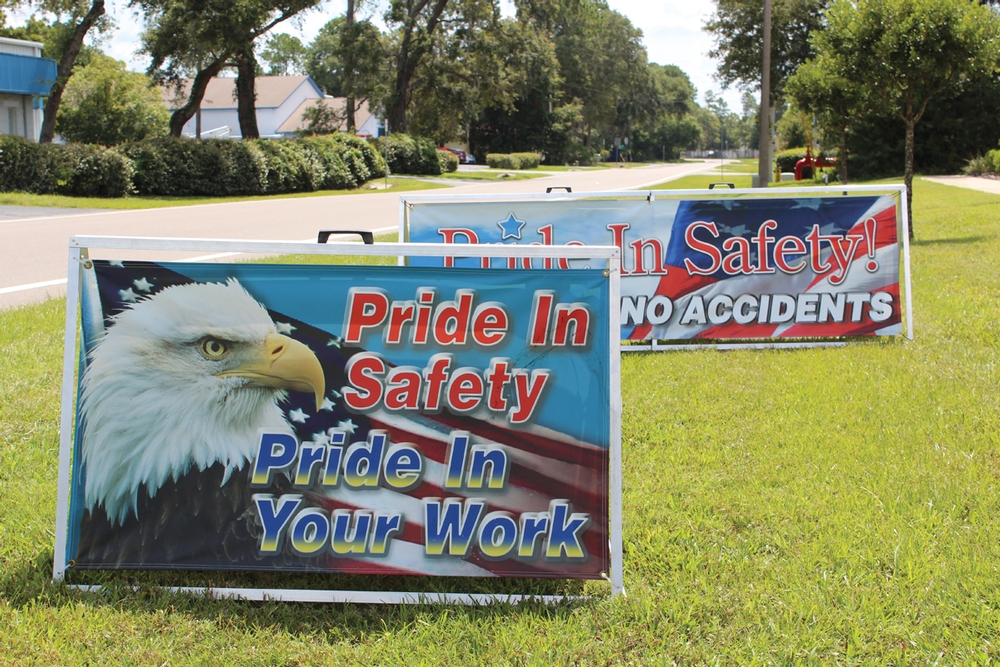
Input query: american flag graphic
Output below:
<box><xmin>406</xmin><ymin>193</ymin><xmax>903</xmax><ymax>342</ymax></box>
<box><xmin>74</xmin><ymin>261</ymin><xmax>610</xmax><ymax>579</ymax></box>
<box><xmin>622</xmin><ymin>195</ymin><xmax>901</xmax><ymax>340</ymax></box>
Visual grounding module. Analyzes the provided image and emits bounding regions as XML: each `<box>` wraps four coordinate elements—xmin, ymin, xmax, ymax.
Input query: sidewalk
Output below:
<box><xmin>922</xmin><ymin>175</ymin><xmax>1000</xmax><ymax>195</ymax></box>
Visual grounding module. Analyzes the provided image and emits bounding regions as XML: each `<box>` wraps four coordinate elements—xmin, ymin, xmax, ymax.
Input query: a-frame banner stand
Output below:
<box><xmin>399</xmin><ymin>185</ymin><xmax>913</xmax><ymax>350</ymax></box>
<box><xmin>55</xmin><ymin>237</ymin><xmax>622</xmax><ymax>605</ymax></box>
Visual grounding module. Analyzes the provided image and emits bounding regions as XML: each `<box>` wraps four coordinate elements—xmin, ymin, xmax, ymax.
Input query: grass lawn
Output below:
<box><xmin>2</xmin><ymin>179</ymin><xmax>1000</xmax><ymax>664</ymax></box>
<box><xmin>0</xmin><ymin>177</ymin><xmax>447</xmax><ymax>211</ymax></box>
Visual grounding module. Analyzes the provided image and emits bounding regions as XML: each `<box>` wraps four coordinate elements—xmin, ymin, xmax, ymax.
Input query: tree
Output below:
<box><xmin>56</xmin><ymin>54</ymin><xmax>169</xmax><ymax>145</ymax></box>
<box><xmin>139</xmin><ymin>0</ymin><xmax>319</xmax><ymax>138</ymax></box>
<box><xmin>381</xmin><ymin>0</ymin><xmax>454</xmax><ymax>133</ymax></box>
<box><xmin>305</xmin><ymin>16</ymin><xmax>384</xmax><ymax>129</ymax></box>
<box><xmin>518</xmin><ymin>0</ymin><xmax>651</xmax><ymax>148</ymax></box>
<box><xmin>20</xmin><ymin>0</ymin><xmax>115</xmax><ymax>143</ymax></box>
<box><xmin>705</xmin><ymin>0</ymin><xmax>827</xmax><ymax>104</ymax></box>
<box><xmin>630</xmin><ymin>65</ymin><xmax>702</xmax><ymax>161</ymax></box>
<box><xmin>786</xmin><ymin>59</ymin><xmax>859</xmax><ymax>183</ymax></box>
<box><xmin>260</xmin><ymin>32</ymin><xmax>306</xmax><ymax>75</ymax></box>
<box><xmin>408</xmin><ymin>13</ymin><xmax>561</xmax><ymax>146</ymax></box>
<box><xmin>811</xmin><ymin>0</ymin><xmax>1000</xmax><ymax>236</ymax></box>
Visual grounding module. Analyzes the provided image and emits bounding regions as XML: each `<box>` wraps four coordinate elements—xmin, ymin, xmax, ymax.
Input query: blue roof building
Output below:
<box><xmin>0</xmin><ymin>37</ymin><xmax>57</xmax><ymax>142</ymax></box>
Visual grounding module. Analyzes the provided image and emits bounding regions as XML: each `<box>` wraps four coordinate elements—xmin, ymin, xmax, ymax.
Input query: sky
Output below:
<box><xmin>19</xmin><ymin>0</ymin><xmax>747</xmax><ymax>111</ymax></box>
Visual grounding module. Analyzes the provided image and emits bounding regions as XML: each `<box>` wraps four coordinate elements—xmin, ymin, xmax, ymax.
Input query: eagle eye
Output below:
<box><xmin>199</xmin><ymin>337</ymin><xmax>231</xmax><ymax>360</ymax></box>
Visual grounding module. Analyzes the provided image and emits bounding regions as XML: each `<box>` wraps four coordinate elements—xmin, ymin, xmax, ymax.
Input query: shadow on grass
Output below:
<box><xmin>912</xmin><ymin>235</ymin><xmax>990</xmax><ymax>246</ymax></box>
<box><xmin>3</xmin><ymin>550</ymin><xmax>595</xmax><ymax>639</ymax></box>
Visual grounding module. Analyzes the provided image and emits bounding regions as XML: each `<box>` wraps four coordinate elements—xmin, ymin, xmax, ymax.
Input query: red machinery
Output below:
<box><xmin>794</xmin><ymin>147</ymin><xmax>837</xmax><ymax>180</ymax></box>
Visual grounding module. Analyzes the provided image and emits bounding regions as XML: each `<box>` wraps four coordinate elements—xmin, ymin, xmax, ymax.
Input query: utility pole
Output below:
<box><xmin>756</xmin><ymin>0</ymin><xmax>772</xmax><ymax>188</ymax></box>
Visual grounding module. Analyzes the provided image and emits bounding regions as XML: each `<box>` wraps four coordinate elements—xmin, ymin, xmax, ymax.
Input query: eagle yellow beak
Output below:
<box><xmin>217</xmin><ymin>333</ymin><xmax>326</xmax><ymax>410</ymax></box>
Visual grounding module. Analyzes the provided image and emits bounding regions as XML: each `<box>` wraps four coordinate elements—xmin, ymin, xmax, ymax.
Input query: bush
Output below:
<box><xmin>988</xmin><ymin>148</ymin><xmax>1000</xmax><ymax>173</ymax></box>
<box><xmin>122</xmin><ymin>139</ymin><xmax>267</xmax><ymax>197</ymax></box>
<box><xmin>50</xmin><ymin>144</ymin><xmax>134</xmax><ymax>198</ymax></box>
<box><xmin>371</xmin><ymin>134</ymin><xmax>441</xmax><ymax>175</ymax></box>
<box><xmin>327</xmin><ymin>133</ymin><xmax>387</xmax><ymax>179</ymax></box>
<box><xmin>775</xmin><ymin>147</ymin><xmax>809</xmax><ymax>173</ymax></box>
<box><xmin>438</xmin><ymin>149</ymin><xmax>459</xmax><ymax>173</ymax></box>
<box><xmin>301</xmin><ymin>137</ymin><xmax>356</xmax><ymax>190</ymax></box>
<box><xmin>485</xmin><ymin>152</ymin><xmax>540</xmax><ymax>169</ymax></box>
<box><xmin>0</xmin><ymin>134</ymin><xmax>385</xmax><ymax>199</ymax></box>
<box><xmin>963</xmin><ymin>154</ymin><xmax>992</xmax><ymax>176</ymax></box>
<box><xmin>0</xmin><ymin>135</ymin><xmax>55</xmax><ymax>193</ymax></box>
<box><xmin>254</xmin><ymin>140</ymin><xmax>320</xmax><ymax>194</ymax></box>
<box><xmin>56</xmin><ymin>55</ymin><xmax>169</xmax><ymax>146</ymax></box>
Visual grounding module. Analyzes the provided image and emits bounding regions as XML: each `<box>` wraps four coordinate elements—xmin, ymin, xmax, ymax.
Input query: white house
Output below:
<box><xmin>0</xmin><ymin>37</ymin><xmax>57</xmax><ymax>141</ymax></box>
<box><xmin>165</xmin><ymin>75</ymin><xmax>382</xmax><ymax>139</ymax></box>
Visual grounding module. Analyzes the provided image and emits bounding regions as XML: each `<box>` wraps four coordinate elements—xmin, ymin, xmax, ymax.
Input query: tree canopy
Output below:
<box><xmin>806</xmin><ymin>0</ymin><xmax>1000</xmax><ymax>234</ymax></box>
<box><xmin>56</xmin><ymin>54</ymin><xmax>169</xmax><ymax>145</ymax></box>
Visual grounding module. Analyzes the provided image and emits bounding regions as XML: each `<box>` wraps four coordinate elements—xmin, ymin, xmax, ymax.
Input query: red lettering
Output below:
<box><xmin>384</xmin><ymin>368</ymin><xmax>422</xmax><ymax>410</ymax></box>
<box><xmin>433</xmin><ymin>290</ymin><xmax>475</xmax><ymax>345</ymax></box>
<box><xmin>774</xmin><ymin>236</ymin><xmax>807</xmax><ymax>273</ymax></box>
<box><xmin>343</xmin><ymin>353</ymin><xmax>386</xmax><ymax>411</ymax></box>
<box><xmin>528</xmin><ymin>291</ymin><xmax>555</xmax><ymax>346</ymax></box>
<box><xmin>553</xmin><ymin>304</ymin><xmax>590</xmax><ymax>346</ymax></box>
<box><xmin>447</xmin><ymin>369</ymin><xmax>484</xmax><ymax>413</ymax></box>
<box><xmin>439</xmin><ymin>229</ymin><xmax>479</xmax><ymax>268</ymax></box>
<box><xmin>683</xmin><ymin>222</ymin><xmax>722</xmax><ymax>275</ymax></box>
<box><xmin>344</xmin><ymin>290</ymin><xmax>389</xmax><ymax>344</ymax></box>
<box><xmin>471</xmin><ymin>303</ymin><xmax>509</xmax><ymax>346</ymax></box>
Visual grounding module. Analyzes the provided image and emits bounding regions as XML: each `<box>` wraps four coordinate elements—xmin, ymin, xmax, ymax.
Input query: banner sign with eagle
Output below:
<box><xmin>404</xmin><ymin>189</ymin><xmax>906</xmax><ymax>341</ymax></box>
<box><xmin>66</xmin><ymin>261</ymin><xmax>612</xmax><ymax>580</ymax></box>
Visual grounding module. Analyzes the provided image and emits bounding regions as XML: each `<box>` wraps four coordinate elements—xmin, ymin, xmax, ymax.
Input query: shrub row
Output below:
<box><xmin>485</xmin><ymin>152</ymin><xmax>540</xmax><ymax>170</ymax></box>
<box><xmin>124</xmin><ymin>134</ymin><xmax>386</xmax><ymax>196</ymax></box>
<box><xmin>438</xmin><ymin>149</ymin><xmax>459</xmax><ymax>173</ymax></box>
<box><xmin>371</xmin><ymin>134</ymin><xmax>443</xmax><ymax>176</ymax></box>
<box><xmin>0</xmin><ymin>133</ymin><xmax>396</xmax><ymax>198</ymax></box>
<box><xmin>0</xmin><ymin>136</ymin><xmax>134</xmax><ymax>197</ymax></box>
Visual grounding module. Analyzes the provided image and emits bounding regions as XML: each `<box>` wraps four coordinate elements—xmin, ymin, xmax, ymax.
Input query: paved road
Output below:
<box><xmin>0</xmin><ymin>161</ymin><xmax>717</xmax><ymax>309</ymax></box>
<box><xmin>922</xmin><ymin>175</ymin><xmax>1000</xmax><ymax>196</ymax></box>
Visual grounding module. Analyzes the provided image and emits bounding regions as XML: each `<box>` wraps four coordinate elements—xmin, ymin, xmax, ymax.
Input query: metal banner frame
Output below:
<box><xmin>55</xmin><ymin>237</ymin><xmax>623</xmax><ymax>605</ymax></box>
<box><xmin>399</xmin><ymin>185</ymin><xmax>913</xmax><ymax>350</ymax></box>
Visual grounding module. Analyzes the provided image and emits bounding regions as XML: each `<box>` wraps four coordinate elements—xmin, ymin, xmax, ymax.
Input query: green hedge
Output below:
<box><xmin>987</xmin><ymin>148</ymin><xmax>1000</xmax><ymax>173</ymax></box>
<box><xmin>775</xmin><ymin>147</ymin><xmax>808</xmax><ymax>173</ymax></box>
<box><xmin>0</xmin><ymin>134</ymin><xmax>390</xmax><ymax>198</ymax></box>
<box><xmin>438</xmin><ymin>149</ymin><xmax>459</xmax><ymax>173</ymax></box>
<box><xmin>371</xmin><ymin>134</ymin><xmax>442</xmax><ymax>175</ymax></box>
<box><xmin>0</xmin><ymin>135</ymin><xmax>133</xmax><ymax>197</ymax></box>
<box><xmin>485</xmin><ymin>152</ymin><xmax>540</xmax><ymax>169</ymax></box>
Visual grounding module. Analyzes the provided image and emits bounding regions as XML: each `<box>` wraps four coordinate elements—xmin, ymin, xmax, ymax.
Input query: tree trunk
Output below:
<box><xmin>904</xmin><ymin>117</ymin><xmax>915</xmax><ymax>240</ymax></box>
<box><xmin>169</xmin><ymin>57</ymin><xmax>227</xmax><ymax>137</ymax></box>
<box><xmin>345</xmin><ymin>0</ymin><xmax>356</xmax><ymax>132</ymax></box>
<box><xmin>39</xmin><ymin>0</ymin><xmax>105</xmax><ymax>143</ymax></box>
<box><xmin>387</xmin><ymin>0</ymin><xmax>451</xmax><ymax>135</ymax></box>
<box><xmin>756</xmin><ymin>0</ymin><xmax>771</xmax><ymax>187</ymax></box>
<box><xmin>235</xmin><ymin>47</ymin><xmax>260</xmax><ymax>140</ymax></box>
<box><xmin>839</xmin><ymin>127</ymin><xmax>848</xmax><ymax>185</ymax></box>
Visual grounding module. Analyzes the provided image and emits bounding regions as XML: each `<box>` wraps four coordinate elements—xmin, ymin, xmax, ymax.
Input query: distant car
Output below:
<box><xmin>439</xmin><ymin>146</ymin><xmax>476</xmax><ymax>164</ymax></box>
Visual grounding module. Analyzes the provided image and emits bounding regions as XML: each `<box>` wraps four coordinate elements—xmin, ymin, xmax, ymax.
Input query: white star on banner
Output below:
<box><xmin>276</xmin><ymin>322</ymin><xmax>296</xmax><ymax>334</ymax></box>
<box><xmin>312</xmin><ymin>431</ymin><xmax>332</xmax><ymax>446</ymax></box>
<box><xmin>336</xmin><ymin>419</ymin><xmax>357</xmax><ymax>434</ymax></box>
<box><xmin>320</xmin><ymin>397</ymin><xmax>335</xmax><ymax>411</ymax></box>
<box><xmin>289</xmin><ymin>408</ymin><xmax>308</xmax><ymax>423</ymax></box>
<box><xmin>133</xmin><ymin>277</ymin><xmax>153</xmax><ymax>292</ymax></box>
<box><xmin>109</xmin><ymin>259</ymin><xmax>125</xmax><ymax>267</ymax></box>
<box><xmin>327</xmin><ymin>337</ymin><xmax>342</xmax><ymax>347</ymax></box>
<box><xmin>119</xmin><ymin>288</ymin><xmax>138</xmax><ymax>302</ymax></box>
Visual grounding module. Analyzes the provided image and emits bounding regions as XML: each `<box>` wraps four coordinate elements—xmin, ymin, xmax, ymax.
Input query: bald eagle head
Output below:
<box><xmin>81</xmin><ymin>279</ymin><xmax>325</xmax><ymax>525</ymax></box>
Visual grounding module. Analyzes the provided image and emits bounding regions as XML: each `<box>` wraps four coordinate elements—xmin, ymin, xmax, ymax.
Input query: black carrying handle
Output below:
<box><xmin>708</xmin><ymin>182</ymin><xmax>736</xmax><ymax>190</ymax></box>
<box><xmin>546</xmin><ymin>186</ymin><xmax>573</xmax><ymax>193</ymax></box>
<box><xmin>317</xmin><ymin>230</ymin><xmax>375</xmax><ymax>244</ymax></box>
